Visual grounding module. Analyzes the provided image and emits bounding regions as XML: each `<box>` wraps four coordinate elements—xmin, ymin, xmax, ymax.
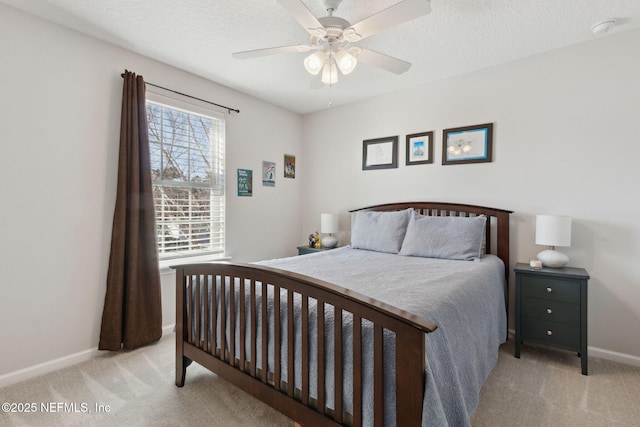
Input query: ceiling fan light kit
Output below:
<box><xmin>321</xmin><ymin>60</ymin><xmax>338</xmax><ymax>84</ymax></box>
<box><xmin>233</xmin><ymin>0</ymin><xmax>432</xmax><ymax>86</ymax></box>
<box><xmin>304</xmin><ymin>50</ymin><xmax>325</xmax><ymax>75</ymax></box>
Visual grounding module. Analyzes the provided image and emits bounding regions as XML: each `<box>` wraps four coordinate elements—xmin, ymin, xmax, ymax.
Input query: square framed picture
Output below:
<box><xmin>362</xmin><ymin>136</ymin><xmax>398</xmax><ymax>170</ymax></box>
<box><xmin>406</xmin><ymin>131</ymin><xmax>434</xmax><ymax>165</ymax></box>
<box><xmin>442</xmin><ymin>123</ymin><xmax>493</xmax><ymax>165</ymax></box>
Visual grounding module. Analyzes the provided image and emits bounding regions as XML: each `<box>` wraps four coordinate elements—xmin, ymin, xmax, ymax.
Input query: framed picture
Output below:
<box><xmin>442</xmin><ymin>123</ymin><xmax>493</xmax><ymax>165</ymax></box>
<box><xmin>362</xmin><ymin>136</ymin><xmax>398</xmax><ymax>170</ymax></box>
<box><xmin>406</xmin><ymin>131</ymin><xmax>434</xmax><ymax>165</ymax></box>
<box><xmin>262</xmin><ymin>161</ymin><xmax>275</xmax><ymax>187</ymax></box>
<box><xmin>284</xmin><ymin>154</ymin><xmax>295</xmax><ymax>178</ymax></box>
<box><xmin>237</xmin><ymin>169</ymin><xmax>252</xmax><ymax>196</ymax></box>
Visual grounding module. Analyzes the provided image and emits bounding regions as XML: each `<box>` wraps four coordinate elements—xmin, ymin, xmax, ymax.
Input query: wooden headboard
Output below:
<box><xmin>349</xmin><ymin>201</ymin><xmax>513</xmax><ymax>279</ymax></box>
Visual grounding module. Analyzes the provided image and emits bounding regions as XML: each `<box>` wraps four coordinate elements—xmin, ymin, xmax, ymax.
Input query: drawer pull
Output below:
<box><xmin>546</xmin><ymin>330</ymin><xmax>553</xmax><ymax>336</ymax></box>
<box><xmin>546</xmin><ymin>287</ymin><xmax>553</xmax><ymax>293</ymax></box>
<box><xmin>546</xmin><ymin>308</ymin><xmax>553</xmax><ymax>314</ymax></box>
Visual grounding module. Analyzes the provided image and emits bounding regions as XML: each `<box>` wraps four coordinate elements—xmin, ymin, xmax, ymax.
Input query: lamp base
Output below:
<box><xmin>322</xmin><ymin>235</ymin><xmax>338</xmax><ymax>248</ymax></box>
<box><xmin>537</xmin><ymin>249</ymin><xmax>569</xmax><ymax>268</ymax></box>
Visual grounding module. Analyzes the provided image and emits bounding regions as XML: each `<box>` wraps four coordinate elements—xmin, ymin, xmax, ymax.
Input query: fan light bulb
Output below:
<box><xmin>335</xmin><ymin>49</ymin><xmax>357</xmax><ymax>75</ymax></box>
<box><xmin>321</xmin><ymin>62</ymin><xmax>338</xmax><ymax>85</ymax></box>
<box><xmin>304</xmin><ymin>51</ymin><xmax>326</xmax><ymax>75</ymax></box>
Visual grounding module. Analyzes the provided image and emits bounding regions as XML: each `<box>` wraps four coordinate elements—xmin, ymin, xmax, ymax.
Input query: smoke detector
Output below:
<box><xmin>591</xmin><ymin>19</ymin><xmax>616</xmax><ymax>35</ymax></box>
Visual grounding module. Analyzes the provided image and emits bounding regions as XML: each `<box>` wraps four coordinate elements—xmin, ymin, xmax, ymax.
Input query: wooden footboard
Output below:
<box><xmin>175</xmin><ymin>262</ymin><xmax>437</xmax><ymax>427</ymax></box>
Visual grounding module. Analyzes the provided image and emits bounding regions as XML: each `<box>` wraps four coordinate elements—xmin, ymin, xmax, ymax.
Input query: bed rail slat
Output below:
<box><xmin>353</xmin><ymin>314</ymin><xmax>363</xmax><ymax>427</ymax></box>
<box><xmin>220</xmin><ymin>275</ymin><xmax>227</xmax><ymax>362</ymax></box>
<box><xmin>274</xmin><ymin>285</ymin><xmax>281</xmax><ymax>391</ymax></box>
<box><xmin>203</xmin><ymin>275</ymin><xmax>209</xmax><ymax>353</ymax></box>
<box><xmin>239</xmin><ymin>277</ymin><xmax>246</xmax><ymax>372</ymax></box>
<box><xmin>317</xmin><ymin>301</ymin><xmax>326</xmax><ymax>414</ymax></box>
<box><xmin>230</xmin><ymin>277</ymin><xmax>236</xmax><ymax>367</ymax></box>
<box><xmin>187</xmin><ymin>276</ymin><xmax>193</xmax><ymax>344</ymax></box>
<box><xmin>212</xmin><ymin>274</ymin><xmax>218</xmax><ymax>357</ymax></box>
<box><xmin>374</xmin><ymin>325</ymin><xmax>384</xmax><ymax>427</ymax></box>
<box><xmin>195</xmin><ymin>275</ymin><xmax>201</xmax><ymax>349</ymax></box>
<box><xmin>395</xmin><ymin>328</ymin><xmax>425</xmax><ymax>427</ymax></box>
<box><xmin>287</xmin><ymin>290</ymin><xmax>295</xmax><ymax>398</ymax></box>
<box><xmin>248</xmin><ymin>279</ymin><xmax>258</xmax><ymax>377</ymax></box>
<box><xmin>300</xmin><ymin>295</ymin><xmax>309</xmax><ymax>406</ymax></box>
<box><xmin>260</xmin><ymin>282</ymin><xmax>267</xmax><ymax>383</ymax></box>
<box><xmin>334</xmin><ymin>307</ymin><xmax>343</xmax><ymax>424</ymax></box>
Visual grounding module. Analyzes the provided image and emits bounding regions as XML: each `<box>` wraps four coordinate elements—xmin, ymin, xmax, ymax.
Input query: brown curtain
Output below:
<box><xmin>99</xmin><ymin>70</ymin><xmax>162</xmax><ymax>351</ymax></box>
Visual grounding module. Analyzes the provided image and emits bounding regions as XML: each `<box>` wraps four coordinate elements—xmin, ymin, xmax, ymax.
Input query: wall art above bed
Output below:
<box><xmin>362</xmin><ymin>136</ymin><xmax>398</xmax><ymax>170</ymax></box>
<box><xmin>442</xmin><ymin>123</ymin><xmax>493</xmax><ymax>165</ymax></box>
<box><xmin>406</xmin><ymin>131</ymin><xmax>434</xmax><ymax>165</ymax></box>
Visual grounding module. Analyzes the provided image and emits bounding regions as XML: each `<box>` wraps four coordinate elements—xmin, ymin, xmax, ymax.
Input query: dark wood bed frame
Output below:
<box><xmin>174</xmin><ymin>202</ymin><xmax>512</xmax><ymax>427</ymax></box>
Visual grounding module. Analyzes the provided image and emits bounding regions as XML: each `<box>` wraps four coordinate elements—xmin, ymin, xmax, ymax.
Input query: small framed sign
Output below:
<box><xmin>237</xmin><ymin>169</ymin><xmax>253</xmax><ymax>196</ymax></box>
<box><xmin>284</xmin><ymin>154</ymin><xmax>295</xmax><ymax>178</ymax></box>
<box><xmin>262</xmin><ymin>161</ymin><xmax>275</xmax><ymax>187</ymax></box>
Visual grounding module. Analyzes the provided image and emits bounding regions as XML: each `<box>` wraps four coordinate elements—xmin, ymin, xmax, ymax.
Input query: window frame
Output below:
<box><xmin>145</xmin><ymin>89</ymin><xmax>226</xmax><ymax>268</ymax></box>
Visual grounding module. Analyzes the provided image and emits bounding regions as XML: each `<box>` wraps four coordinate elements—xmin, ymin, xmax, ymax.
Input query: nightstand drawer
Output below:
<box><xmin>521</xmin><ymin>319</ymin><xmax>580</xmax><ymax>350</ymax></box>
<box><xmin>520</xmin><ymin>275</ymin><xmax>580</xmax><ymax>302</ymax></box>
<box><xmin>521</xmin><ymin>297</ymin><xmax>580</xmax><ymax>326</ymax></box>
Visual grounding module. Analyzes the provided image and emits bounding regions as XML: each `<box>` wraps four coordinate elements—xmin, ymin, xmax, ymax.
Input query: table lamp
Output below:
<box><xmin>535</xmin><ymin>215</ymin><xmax>572</xmax><ymax>268</ymax></box>
<box><xmin>321</xmin><ymin>213</ymin><xmax>339</xmax><ymax>248</ymax></box>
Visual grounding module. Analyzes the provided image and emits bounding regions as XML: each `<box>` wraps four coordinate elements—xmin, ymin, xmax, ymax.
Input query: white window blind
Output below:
<box><xmin>146</xmin><ymin>95</ymin><xmax>225</xmax><ymax>260</ymax></box>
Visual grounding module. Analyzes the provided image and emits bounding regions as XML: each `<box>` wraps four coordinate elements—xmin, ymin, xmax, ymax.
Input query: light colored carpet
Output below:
<box><xmin>472</xmin><ymin>340</ymin><xmax>640</xmax><ymax>426</ymax></box>
<box><xmin>1</xmin><ymin>335</ymin><xmax>639</xmax><ymax>426</ymax></box>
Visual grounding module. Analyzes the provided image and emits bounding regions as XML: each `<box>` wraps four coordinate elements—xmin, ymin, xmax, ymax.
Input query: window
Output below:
<box><xmin>146</xmin><ymin>92</ymin><xmax>225</xmax><ymax>261</ymax></box>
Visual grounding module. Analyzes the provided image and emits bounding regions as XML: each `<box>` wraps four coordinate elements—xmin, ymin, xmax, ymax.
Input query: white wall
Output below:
<box><xmin>1</xmin><ymin>1</ymin><xmax>638</xmax><ymax>386</ymax></box>
<box><xmin>301</xmin><ymin>29</ymin><xmax>640</xmax><ymax>363</ymax></box>
<box><xmin>0</xmin><ymin>4</ymin><xmax>303</xmax><ymax>382</ymax></box>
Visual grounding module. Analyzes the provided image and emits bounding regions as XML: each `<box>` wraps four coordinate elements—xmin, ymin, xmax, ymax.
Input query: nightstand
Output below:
<box><xmin>514</xmin><ymin>263</ymin><xmax>590</xmax><ymax>375</ymax></box>
<box><xmin>297</xmin><ymin>245</ymin><xmax>333</xmax><ymax>255</ymax></box>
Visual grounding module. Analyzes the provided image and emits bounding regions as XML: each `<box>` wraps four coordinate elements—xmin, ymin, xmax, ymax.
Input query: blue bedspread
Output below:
<box><xmin>257</xmin><ymin>247</ymin><xmax>506</xmax><ymax>426</ymax></box>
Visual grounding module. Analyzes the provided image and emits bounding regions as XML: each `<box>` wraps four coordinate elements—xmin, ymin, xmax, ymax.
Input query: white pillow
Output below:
<box><xmin>350</xmin><ymin>208</ymin><xmax>413</xmax><ymax>254</ymax></box>
<box><xmin>398</xmin><ymin>213</ymin><xmax>487</xmax><ymax>261</ymax></box>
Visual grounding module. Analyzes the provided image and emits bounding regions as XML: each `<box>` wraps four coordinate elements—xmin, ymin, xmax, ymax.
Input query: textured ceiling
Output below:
<box><xmin>2</xmin><ymin>0</ymin><xmax>639</xmax><ymax>114</ymax></box>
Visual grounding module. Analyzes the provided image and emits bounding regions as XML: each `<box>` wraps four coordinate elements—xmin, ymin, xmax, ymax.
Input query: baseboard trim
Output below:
<box><xmin>162</xmin><ymin>324</ymin><xmax>176</xmax><ymax>336</ymax></box>
<box><xmin>0</xmin><ymin>324</ymin><xmax>176</xmax><ymax>389</ymax></box>
<box><xmin>589</xmin><ymin>346</ymin><xmax>640</xmax><ymax>368</ymax></box>
<box><xmin>0</xmin><ymin>347</ymin><xmax>101</xmax><ymax>389</ymax></box>
<box><xmin>507</xmin><ymin>328</ymin><xmax>640</xmax><ymax>368</ymax></box>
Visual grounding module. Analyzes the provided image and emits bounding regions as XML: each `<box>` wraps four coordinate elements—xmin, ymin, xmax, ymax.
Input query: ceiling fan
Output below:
<box><xmin>232</xmin><ymin>0</ymin><xmax>432</xmax><ymax>85</ymax></box>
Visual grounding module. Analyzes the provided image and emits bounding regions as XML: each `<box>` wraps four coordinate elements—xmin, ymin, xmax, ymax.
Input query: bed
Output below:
<box><xmin>174</xmin><ymin>202</ymin><xmax>512</xmax><ymax>426</ymax></box>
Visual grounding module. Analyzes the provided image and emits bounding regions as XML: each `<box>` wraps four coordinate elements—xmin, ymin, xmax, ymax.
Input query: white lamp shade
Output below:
<box><xmin>321</xmin><ymin>213</ymin><xmax>338</xmax><ymax>234</ymax></box>
<box><xmin>335</xmin><ymin>49</ymin><xmax>357</xmax><ymax>75</ymax></box>
<box><xmin>535</xmin><ymin>215</ymin><xmax>572</xmax><ymax>247</ymax></box>
<box><xmin>304</xmin><ymin>51</ymin><xmax>325</xmax><ymax>75</ymax></box>
<box><xmin>321</xmin><ymin>62</ymin><xmax>338</xmax><ymax>84</ymax></box>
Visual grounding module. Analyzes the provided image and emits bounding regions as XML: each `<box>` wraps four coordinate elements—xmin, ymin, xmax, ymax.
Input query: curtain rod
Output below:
<box><xmin>120</xmin><ymin>73</ymin><xmax>240</xmax><ymax>114</ymax></box>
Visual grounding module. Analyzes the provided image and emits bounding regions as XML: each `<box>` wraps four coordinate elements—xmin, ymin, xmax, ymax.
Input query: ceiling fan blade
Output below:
<box><xmin>233</xmin><ymin>45</ymin><xmax>312</xmax><ymax>59</ymax></box>
<box><xmin>357</xmin><ymin>48</ymin><xmax>412</xmax><ymax>74</ymax></box>
<box><xmin>345</xmin><ymin>0</ymin><xmax>431</xmax><ymax>41</ymax></box>
<box><xmin>276</xmin><ymin>0</ymin><xmax>325</xmax><ymax>36</ymax></box>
